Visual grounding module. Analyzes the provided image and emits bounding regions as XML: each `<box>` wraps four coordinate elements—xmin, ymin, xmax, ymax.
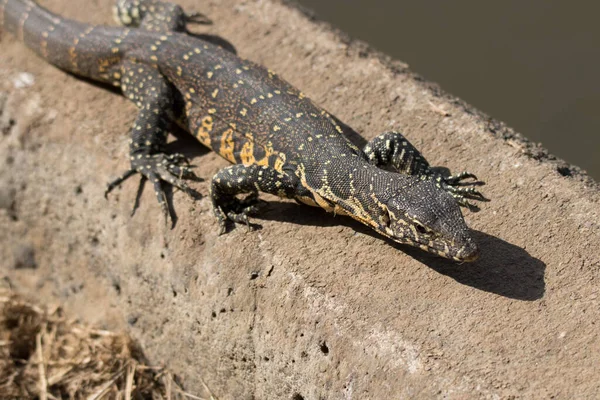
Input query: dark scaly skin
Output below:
<box><xmin>1</xmin><ymin>0</ymin><xmax>487</xmax><ymax>261</ymax></box>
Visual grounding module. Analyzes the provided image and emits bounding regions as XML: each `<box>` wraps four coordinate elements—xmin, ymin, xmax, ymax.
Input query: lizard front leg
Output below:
<box><xmin>113</xmin><ymin>0</ymin><xmax>210</xmax><ymax>33</ymax></box>
<box><xmin>363</xmin><ymin>131</ymin><xmax>486</xmax><ymax>209</ymax></box>
<box><xmin>210</xmin><ymin>164</ymin><xmax>298</xmax><ymax>234</ymax></box>
<box><xmin>105</xmin><ymin>61</ymin><xmax>201</xmax><ymax>220</ymax></box>
<box><xmin>364</xmin><ymin>131</ymin><xmax>437</xmax><ymax>176</ymax></box>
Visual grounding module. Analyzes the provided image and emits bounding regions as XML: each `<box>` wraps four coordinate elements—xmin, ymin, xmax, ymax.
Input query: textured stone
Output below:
<box><xmin>1</xmin><ymin>0</ymin><xmax>599</xmax><ymax>398</ymax></box>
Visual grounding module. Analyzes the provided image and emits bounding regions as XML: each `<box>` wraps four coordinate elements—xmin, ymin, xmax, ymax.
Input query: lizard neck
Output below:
<box><xmin>297</xmin><ymin>158</ymin><xmax>406</xmax><ymax>228</ymax></box>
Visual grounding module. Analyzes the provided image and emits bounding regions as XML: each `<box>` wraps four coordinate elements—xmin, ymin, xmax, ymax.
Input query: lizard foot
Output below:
<box><xmin>213</xmin><ymin>192</ymin><xmax>263</xmax><ymax>235</ymax></box>
<box><xmin>105</xmin><ymin>152</ymin><xmax>202</xmax><ymax>224</ymax></box>
<box><xmin>429</xmin><ymin>171</ymin><xmax>488</xmax><ymax>211</ymax></box>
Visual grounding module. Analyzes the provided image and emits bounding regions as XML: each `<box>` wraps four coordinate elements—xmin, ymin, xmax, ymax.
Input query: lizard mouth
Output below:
<box><xmin>416</xmin><ymin>237</ymin><xmax>479</xmax><ymax>262</ymax></box>
<box><xmin>378</xmin><ymin>222</ymin><xmax>480</xmax><ymax>262</ymax></box>
<box><xmin>412</xmin><ymin>235</ymin><xmax>479</xmax><ymax>262</ymax></box>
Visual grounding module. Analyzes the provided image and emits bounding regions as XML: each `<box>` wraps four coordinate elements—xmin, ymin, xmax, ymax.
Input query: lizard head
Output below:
<box><xmin>369</xmin><ymin>177</ymin><xmax>479</xmax><ymax>262</ymax></box>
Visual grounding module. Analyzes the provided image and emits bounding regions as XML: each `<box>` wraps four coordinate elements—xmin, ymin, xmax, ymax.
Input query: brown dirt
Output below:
<box><xmin>1</xmin><ymin>0</ymin><xmax>599</xmax><ymax>399</ymax></box>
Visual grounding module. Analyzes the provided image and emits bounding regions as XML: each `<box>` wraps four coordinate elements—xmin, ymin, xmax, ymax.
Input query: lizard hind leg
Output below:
<box><xmin>113</xmin><ymin>0</ymin><xmax>210</xmax><ymax>33</ymax></box>
<box><xmin>105</xmin><ymin>61</ymin><xmax>201</xmax><ymax>223</ymax></box>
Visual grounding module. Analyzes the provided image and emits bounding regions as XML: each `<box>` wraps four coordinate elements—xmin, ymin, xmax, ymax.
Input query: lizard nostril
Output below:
<box><xmin>415</xmin><ymin>225</ymin><xmax>428</xmax><ymax>235</ymax></box>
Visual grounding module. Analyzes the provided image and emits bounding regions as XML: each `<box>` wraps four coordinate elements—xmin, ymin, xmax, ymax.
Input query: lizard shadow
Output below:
<box><xmin>189</xmin><ymin>33</ymin><xmax>237</xmax><ymax>55</ymax></box>
<box><xmin>401</xmin><ymin>231</ymin><xmax>546</xmax><ymax>301</ymax></box>
<box><xmin>258</xmin><ymin>200</ymin><xmax>546</xmax><ymax>301</ymax></box>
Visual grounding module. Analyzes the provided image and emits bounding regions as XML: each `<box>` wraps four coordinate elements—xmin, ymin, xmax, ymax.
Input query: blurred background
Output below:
<box><xmin>297</xmin><ymin>0</ymin><xmax>599</xmax><ymax>180</ymax></box>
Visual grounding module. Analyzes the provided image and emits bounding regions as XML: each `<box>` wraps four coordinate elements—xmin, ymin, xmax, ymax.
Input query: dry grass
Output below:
<box><xmin>0</xmin><ymin>289</ymin><xmax>215</xmax><ymax>400</ymax></box>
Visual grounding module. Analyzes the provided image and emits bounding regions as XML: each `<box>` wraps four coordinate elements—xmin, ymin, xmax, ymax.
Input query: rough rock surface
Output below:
<box><xmin>1</xmin><ymin>0</ymin><xmax>599</xmax><ymax>398</ymax></box>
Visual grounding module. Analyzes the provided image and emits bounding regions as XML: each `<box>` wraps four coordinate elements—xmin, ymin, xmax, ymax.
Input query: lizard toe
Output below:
<box><xmin>212</xmin><ymin>195</ymin><xmax>261</xmax><ymax>234</ymax></box>
<box><xmin>444</xmin><ymin>171</ymin><xmax>479</xmax><ymax>184</ymax></box>
<box><xmin>105</xmin><ymin>152</ymin><xmax>201</xmax><ymax>223</ymax></box>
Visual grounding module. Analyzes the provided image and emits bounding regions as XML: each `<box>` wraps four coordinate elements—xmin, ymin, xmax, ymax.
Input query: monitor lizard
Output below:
<box><xmin>1</xmin><ymin>0</ymin><xmax>487</xmax><ymax>261</ymax></box>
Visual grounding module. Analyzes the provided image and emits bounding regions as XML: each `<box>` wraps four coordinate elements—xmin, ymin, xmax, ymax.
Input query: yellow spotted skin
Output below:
<box><xmin>2</xmin><ymin>0</ymin><xmax>487</xmax><ymax>261</ymax></box>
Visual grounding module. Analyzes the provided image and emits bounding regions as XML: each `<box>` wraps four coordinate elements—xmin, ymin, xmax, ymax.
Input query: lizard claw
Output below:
<box><xmin>452</xmin><ymin>195</ymin><xmax>481</xmax><ymax>212</ymax></box>
<box><xmin>212</xmin><ymin>192</ymin><xmax>262</xmax><ymax>234</ymax></box>
<box><xmin>185</xmin><ymin>11</ymin><xmax>212</xmax><ymax>25</ymax></box>
<box><xmin>445</xmin><ymin>185</ymin><xmax>486</xmax><ymax>200</ymax></box>
<box><xmin>105</xmin><ymin>169</ymin><xmax>137</xmax><ymax>199</ymax></box>
<box><xmin>444</xmin><ymin>171</ymin><xmax>478</xmax><ymax>184</ymax></box>
<box><xmin>426</xmin><ymin>170</ymin><xmax>488</xmax><ymax>210</ymax></box>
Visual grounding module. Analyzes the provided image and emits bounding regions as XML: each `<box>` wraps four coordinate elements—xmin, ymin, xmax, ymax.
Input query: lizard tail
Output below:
<box><xmin>1</xmin><ymin>0</ymin><xmax>119</xmax><ymax>79</ymax></box>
